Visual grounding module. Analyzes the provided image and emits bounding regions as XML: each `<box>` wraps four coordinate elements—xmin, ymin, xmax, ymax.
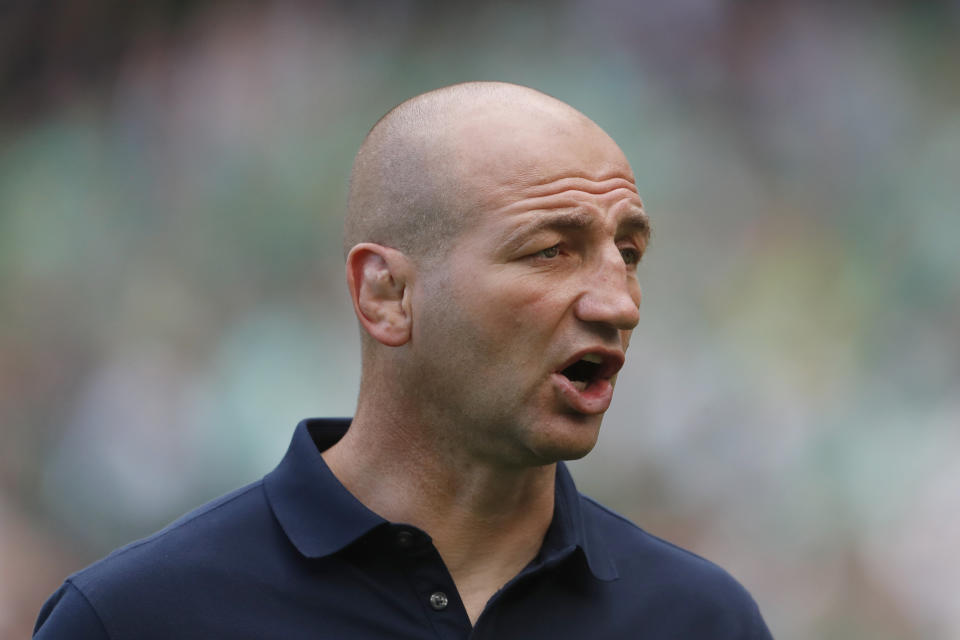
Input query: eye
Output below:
<box><xmin>619</xmin><ymin>246</ymin><xmax>641</xmax><ymax>266</ymax></box>
<box><xmin>536</xmin><ymin>245</ymin><xmax>561</xmax><ymax>259</ymax></box>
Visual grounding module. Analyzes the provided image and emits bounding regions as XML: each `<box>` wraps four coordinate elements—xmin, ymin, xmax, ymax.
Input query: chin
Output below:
<box><xmin>524</xmin><ymin>414</ymin><xmax>603</xmax><ymax>464</ymax></box>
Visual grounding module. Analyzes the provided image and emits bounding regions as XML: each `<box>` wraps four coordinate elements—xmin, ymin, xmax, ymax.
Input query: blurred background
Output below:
<box><xmin>2</xmin><ymin>0</ymin><xmax>959</xmax><ymax>637</ymax></box>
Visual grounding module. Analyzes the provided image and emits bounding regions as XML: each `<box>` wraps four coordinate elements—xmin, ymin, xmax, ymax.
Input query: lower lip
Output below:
<box><xmin>551</xmin><ymin>373</ymin><xmax>614</xmax><ymax>415</ymax></box>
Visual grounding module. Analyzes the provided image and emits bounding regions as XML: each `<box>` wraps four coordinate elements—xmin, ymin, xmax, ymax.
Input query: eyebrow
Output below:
<box><xmin>619</xmin><ymin>209</ymin><xmax>651</xmax><ymax>244</ymax></box>
<box><xmin>501</xmin><ymin>208</ymin><xmax>652</xmax><ymax>253</ymax></box>
<box><xmin>500</xmin><ymin>211</ymin><xmax>595</xmax><ymax>252</ymax></box>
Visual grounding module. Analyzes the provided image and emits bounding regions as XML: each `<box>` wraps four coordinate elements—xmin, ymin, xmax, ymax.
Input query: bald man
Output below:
<box><xmin>35</xmin><ymin>82</ymin><xmax>773</xmax><ymax>639</ymax></box>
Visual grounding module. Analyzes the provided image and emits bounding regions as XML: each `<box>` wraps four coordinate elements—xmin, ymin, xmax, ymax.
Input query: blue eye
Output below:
<box><xmin>537</xmin><ymin>245</ymin><xmax>561</xmax><ymax>258</ymax></box>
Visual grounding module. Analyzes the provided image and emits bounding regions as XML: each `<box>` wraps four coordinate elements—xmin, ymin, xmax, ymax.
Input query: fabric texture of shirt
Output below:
<box><xmin>34</xmin><ymin>418</ymin><xmax>774</xmax><ymax>639</ymax></box>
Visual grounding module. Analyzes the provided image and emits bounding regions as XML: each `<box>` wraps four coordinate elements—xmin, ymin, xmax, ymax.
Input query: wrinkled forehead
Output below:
<box><xmin>444</xmin><ymin>105</ymin><xmax>636</xmax><ymax>211</ymax></box>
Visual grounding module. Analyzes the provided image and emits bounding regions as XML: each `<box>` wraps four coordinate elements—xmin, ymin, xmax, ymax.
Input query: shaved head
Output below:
<box><xmin>341</xmin><ymin>80</ymin><xmax>647</xmax><ymax>471</ymax></box>
<box><xmin>344</xmin><ymin>82</ymin><xmax>614</xmax><ymax>264</ymax></box>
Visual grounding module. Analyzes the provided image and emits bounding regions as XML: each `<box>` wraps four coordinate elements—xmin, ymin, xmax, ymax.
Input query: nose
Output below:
<box><xmin>574</xmin><ymin>250</ymin><xmax>641</xmax><ymax>331</ymax></box>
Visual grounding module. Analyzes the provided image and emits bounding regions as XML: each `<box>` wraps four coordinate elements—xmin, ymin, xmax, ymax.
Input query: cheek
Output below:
<box><xmin>492</xmin><ymin>289</ymin><xmax>567</xmax><ymax>375</ymax></box>
<box><xmin>470</xmin><ymin>293</ymin><xmax>529</xmax><ymax>348</ymax></box>
<box><xmin>485</xmin><ymin>282</ymin><xmax>555</xmax><ymax>328</ymax></box>
<box><xmin>455</xmin><ymin>283</ymin><xmax>553</xmax><ymax>364</ymax></box>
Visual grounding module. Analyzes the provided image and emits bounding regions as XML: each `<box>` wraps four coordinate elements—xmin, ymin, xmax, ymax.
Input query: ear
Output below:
<box><xmin>346</xmin><ymin>243</ymin><xmax>414</xmax><ymax>347</ymax></box>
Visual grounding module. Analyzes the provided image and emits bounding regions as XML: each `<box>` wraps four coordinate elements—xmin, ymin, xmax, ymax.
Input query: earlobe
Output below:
<box><xmin>346</xmin><ymin>243</ymin><xmax>413</xmax><ymax>347</ymax></box>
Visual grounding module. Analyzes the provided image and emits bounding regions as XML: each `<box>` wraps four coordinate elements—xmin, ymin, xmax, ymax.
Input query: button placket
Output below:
<box><xmin>399</xmin><ymin>536</ymin><xmax>472</xmax><ymax>637</ymax></box>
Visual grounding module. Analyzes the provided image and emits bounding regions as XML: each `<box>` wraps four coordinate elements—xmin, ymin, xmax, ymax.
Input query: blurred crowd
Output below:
<box><xmin>2</xmin><ymin>1</ymin><xmax>959</xmax><ymax>638</ymax></box>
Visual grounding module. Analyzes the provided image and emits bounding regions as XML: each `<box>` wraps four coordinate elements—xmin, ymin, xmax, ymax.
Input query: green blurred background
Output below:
<box><xmin>2</xmin><ymin>1</ymin><xmax>959</xmax><ymax>637</ymax></box>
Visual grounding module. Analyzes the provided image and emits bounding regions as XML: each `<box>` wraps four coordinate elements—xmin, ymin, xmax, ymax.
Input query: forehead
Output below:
<box><xmin>446</xmin><ymin>106</ymin><xmax>643</xmax><ymax>233</ymax></box>
<box><xmin>454</xmin><ymin>107</ymin><xmax>631</xmax><ymax>191</ymax></box>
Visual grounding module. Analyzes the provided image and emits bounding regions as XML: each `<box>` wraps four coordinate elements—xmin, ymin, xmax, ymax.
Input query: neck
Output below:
<box><xmin>321</xmin><ymin>404</ymin><xmax>556</xmax><ymax>624</ymax></box>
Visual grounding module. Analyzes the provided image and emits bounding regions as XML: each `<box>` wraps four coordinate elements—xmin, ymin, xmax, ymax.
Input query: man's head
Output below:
<box><xmin>344</xmin><ymin>82</ymin><xmax>649</xmax><ymax>467</ymax></box>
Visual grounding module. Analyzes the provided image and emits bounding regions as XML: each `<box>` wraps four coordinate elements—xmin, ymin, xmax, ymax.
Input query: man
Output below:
<box><xmin>35</xmin><ymin>82</ymin><xmax>773</xmax><ymax>638</ymax></box>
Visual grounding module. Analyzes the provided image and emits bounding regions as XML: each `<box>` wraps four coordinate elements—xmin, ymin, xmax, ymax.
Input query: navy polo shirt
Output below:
<box><xmin>35</xmin><ymin>418</ymin><xmax>773</xmax><ymax>639</ymax></box>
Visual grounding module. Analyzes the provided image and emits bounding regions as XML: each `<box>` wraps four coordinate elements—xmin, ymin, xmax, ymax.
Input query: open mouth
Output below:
<box><xmin>557</xmin><ymin>351</ymin><xmax>623</xmax><ymax>391</ymax></box>
<box><xmin>560</xmin><ymin>354</ymin><xmax>605</xmax><ymax>391</ymax></box>
<box><xmin>551</xmin><ymin>349</ymin><xmax>625</xmax><ymax>415</ymax></box>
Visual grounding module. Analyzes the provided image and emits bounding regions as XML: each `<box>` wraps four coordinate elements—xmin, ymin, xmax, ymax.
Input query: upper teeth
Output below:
<box><xmin>582</xmin><ymin>353</ymin><xmax>603</xmax><ymax>364</ymax></box>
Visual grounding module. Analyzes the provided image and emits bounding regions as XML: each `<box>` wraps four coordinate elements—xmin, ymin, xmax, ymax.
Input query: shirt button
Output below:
<box><xmin>395</xmin><ymin>530</ymin><xmax>414</xmax><ymax>548</ymax></box>
<box><xmin>429</xmin><ymin>591</ymin><xmax>449</xmax><ymax>611</ymax></box>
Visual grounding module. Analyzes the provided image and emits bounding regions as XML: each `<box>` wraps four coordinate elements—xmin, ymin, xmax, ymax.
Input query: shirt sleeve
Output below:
<box><xmin>34</xmin><ymin>580</ymin><xmax>112</xmax><ymax>640</ymax></box>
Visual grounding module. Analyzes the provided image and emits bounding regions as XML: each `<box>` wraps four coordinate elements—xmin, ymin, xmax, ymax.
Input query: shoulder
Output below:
<box><xmin>579</xmin><ymin>494</ymin><xmax>772</xmax><ymax>638</ymax></box>
<box><xmin>72</xmin><ymin>480</ymin><xmax>269</xmax><ymax>594</ymax></box>
<box><xmin>35</xmin><ymin>480</ymin><xmax>277</xmax><ymax>638</ymax></box>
